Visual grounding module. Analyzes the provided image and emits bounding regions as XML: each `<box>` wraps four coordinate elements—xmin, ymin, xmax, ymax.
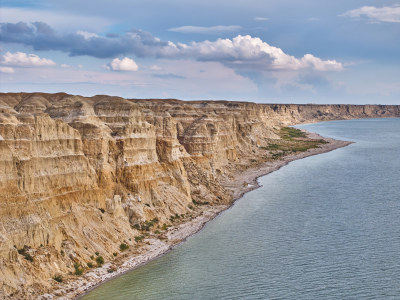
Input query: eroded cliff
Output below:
<box><xmin>0</xmin><ymin>93</ymin><xmax>399</xmax><ymax>298</ymax></box>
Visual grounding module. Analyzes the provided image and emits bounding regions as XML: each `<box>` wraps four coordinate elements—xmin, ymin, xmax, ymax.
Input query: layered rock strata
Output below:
<box><xmin>0</xmin><ymin>93</ymin><xmax>399</xmax><ymax>298</ymax></box>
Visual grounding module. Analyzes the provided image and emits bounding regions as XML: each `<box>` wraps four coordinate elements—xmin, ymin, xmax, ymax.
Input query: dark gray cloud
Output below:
<box><xmin>0</xmin><ymin>21</ymin><xmax>170</xmax><ymax>58</ymax></box>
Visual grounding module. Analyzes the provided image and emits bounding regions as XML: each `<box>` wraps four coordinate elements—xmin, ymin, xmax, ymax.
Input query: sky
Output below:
<box><xmin>0</xmin><ymin>0</ymin><xmax>399</xmax><ymax>104</ymax></box>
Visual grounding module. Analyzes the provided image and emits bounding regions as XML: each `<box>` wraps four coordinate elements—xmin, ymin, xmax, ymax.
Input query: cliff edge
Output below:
<box><xmin>0</xmin><ymin>93</ymin><xmax>399</xmax><ymax>298</ymax></box>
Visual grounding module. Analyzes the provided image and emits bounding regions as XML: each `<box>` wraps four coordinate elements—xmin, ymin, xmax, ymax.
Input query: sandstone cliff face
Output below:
<box><xmin>0</xmin><ymin>93</ymin><xmax>399</xmax><ymax>298</ymax></box>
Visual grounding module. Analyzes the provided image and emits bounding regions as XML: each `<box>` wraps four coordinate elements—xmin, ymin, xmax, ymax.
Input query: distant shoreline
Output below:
<box><xmin>41</xmin><ymin>130</ymin><xmax>351</xmax><ymax>300</ymax></box>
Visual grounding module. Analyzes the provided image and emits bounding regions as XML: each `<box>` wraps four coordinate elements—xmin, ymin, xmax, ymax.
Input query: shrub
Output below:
<box><xmin>74</xmin><ymin>263</ymin><xmax>83</xmax><ymax>275</ymax></box>
<box><xmin>53</xmin><ymin>275</ymin><xmax>63</xmax><ymax>283</ymax></box>
<box><xmin>17</xmin><ymin>245</ymin><xmax>34</xmax><ymax>262</ymax></box>
<box><xmin>90</xmin><ymin>255</ymin><xmax>94</xmax><ymax>260</ymax></box>
<box><xmin>108</xmin><ymin>267</ymin><xmax>116</xmax><ymax>273</ymax></box>
<box><xmin>265</xmin><ymin>143</ymin><xmax>282</xmax><ymax>150</ymax></box>
<box><xmin>96</xmin><ymin>256</ymin><xmax>104</xmax><ymax>266</ymax></box>
<box><xmin>24</xmin><ymin>253</ymin><xmax>34</xmax><ymax>262</ymax></box>
<box><xmin>134</xmin><ymin>235</ymin><xmax>144</xmax><ymax>242</ymax></box>
<box><xmin>95</xmin><ymin>252</ymin><xmax>99</xmax><ymax>256</ymax></box>
<box><xmin>192</xmin><ymin>200</ymin><xmax>209</xmax><ymax>206</ymax></box>
<box><xmin>154</xmin><ymin>230</ymin><xmax>160</xmax><ymax>235</ymax></box>
<box><xmin>87</xmin><ymin>262</ymin><xmax>94</xmax><ymax>268</ymax></box>
<box><xmin>119</xmin><ymin>243</ymin><xmax>129</xmax><ymax>251</ymax></box>
<box><xmin>136</xmin><ymin>218</ymin><xmax>160</xmax><ymax>231</ymax></box>
<box><xmin>113</xmin><ymin>252</ymin><xmax>118</xmax><ymax>257</ymax></box>
<box><xmin>131</xmin><ymin>224</ymin><xmax>140</xmax><ymax>230</ymax></box>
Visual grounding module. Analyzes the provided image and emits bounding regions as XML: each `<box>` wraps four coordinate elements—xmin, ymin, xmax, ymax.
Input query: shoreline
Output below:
<box><xmin>40</xmin><ymin>131</ymin><xmax>352</xmax><ymax>300</ymax></box>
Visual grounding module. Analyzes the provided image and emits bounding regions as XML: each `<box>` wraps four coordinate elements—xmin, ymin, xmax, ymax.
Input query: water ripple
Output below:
<box><xmin>82</xmin><ymin>118</ymin><xmax>400</xmax><ymax>300</ymax></box>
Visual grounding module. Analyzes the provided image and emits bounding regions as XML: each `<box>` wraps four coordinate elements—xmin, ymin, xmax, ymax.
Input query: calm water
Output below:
<box><xmin>82</xmin><ymin>118</ymin><xmax>400</xmax><ymax>300</ymax></box>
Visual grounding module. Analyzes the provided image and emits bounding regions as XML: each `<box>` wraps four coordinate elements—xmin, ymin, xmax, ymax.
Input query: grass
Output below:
<box><xmin>261</xmin><ymin>127</ymin><xmax>328</xmax><ymax>161</ymax></box>
<box><xmin>280</xmin><ymin>127</ymin><xmax>307</xmax><ymax>139</ymax></box>
<box><xmin>262</xmin><ymin>143</ymin><xmax>281</xmax><ymax>150</ymax></box>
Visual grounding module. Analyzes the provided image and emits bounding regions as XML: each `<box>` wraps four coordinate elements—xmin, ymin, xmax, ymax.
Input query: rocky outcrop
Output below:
<box><xmin>0</xmin><ymin>93</ymin><xmax>399</xmax><ymax>298</ymax></box>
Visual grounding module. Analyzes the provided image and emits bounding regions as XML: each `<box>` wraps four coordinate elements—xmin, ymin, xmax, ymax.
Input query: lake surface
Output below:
<box><xmin>82</xmin><ymin>118</ymin><xmax>400</xmax><ymax>300</ymax></box>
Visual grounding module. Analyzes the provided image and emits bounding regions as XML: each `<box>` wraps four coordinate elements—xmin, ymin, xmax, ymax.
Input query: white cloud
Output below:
<box><xmin>254</xmin><ymin>17</ymin><xmax>269</xmax><ymax>21</ymax></box>
<box><xmin>60</xmin><ymin>64</ymin><xmax>70</xmax><ymax>68</ymax></box>
<box><xmin>300</xmin><ymin>54</ymin><xmax>343</xmax><ymax>71</ymax></box>
<box><xmin>1</xmin><ymin>52</ymin><xmax>56</xmax><ymax>67</ymax></box>
<box><xmin>108</xmin><ymin>57</ymin><xmax>139</xmax><ymax>71</ymax></box>
<box><xmin>0</xmin><ymin>67</ymin><xmax>14</xmax><ymax>73</ymax></box>
<box><xmin>341</xmin><ymin>5</ymin><xmax>400</xmax><ymax>23</ymax></box>
<box><xmin>173</xmin><ymin>35</ymin><xmax>343</xmax><ymax>72</ymax></box>
<box><xmin>150</xmin><ymin>65</ymin><xmax>162</xmax><ymax>71</ymax></box>
<box><xmin>168</xmin><ymin>25</ymin><xmax>242</xmax><ymax>34</ymax></box>
<box><xmin>76</xmin><ymin>30</ymin><xmax>99</xmax><ymax>40</ymax></box>
<box><xmin>0</xmin><ymin>21</ymin><xmax>342</xmax><ymax>75</ymax></box>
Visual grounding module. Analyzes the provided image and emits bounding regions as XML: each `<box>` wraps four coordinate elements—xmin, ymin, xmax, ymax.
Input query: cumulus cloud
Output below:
<box><xmin>108</xmin><ymin>57</ymin><xmax>138</xmax><ymax>71</ymax></box>
<box><xmin>168</xmin><ymin>25</ymin><xmax>242</xmax><ymax>34</ymax></box>
<box><xmin>341</xmin><ymin>5</ymin><xmax>400</xmax><ymax>23</ymax></box>
<box><xmin>0</xmin><ymin>67</ymin><xmax>14</xmax><ymax>73</ymax></box>
<box><xmin>1</xmin><ymin>51</ymin><xmax>56</xmax><ymax>67</ymax></box>
<box><xmin>178</xmin><ymin>35</ymin><xmax>343</xmax><ymax>71</ymax></box>
<box><xmin>0</xmin><ymin>21</ymin><xmax>342</xmax><ymax>72</ymax></box>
